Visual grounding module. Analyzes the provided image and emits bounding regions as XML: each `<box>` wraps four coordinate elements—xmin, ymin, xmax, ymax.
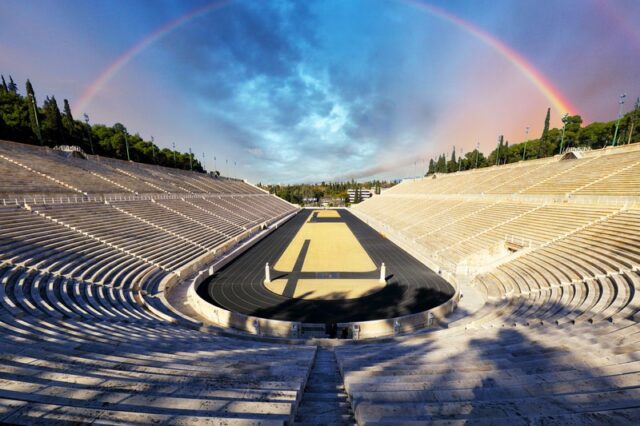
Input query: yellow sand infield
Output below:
<box><xmin>315</xmin><ymin>210</ymin><xmax>340</xmax><ymax>218</ymax></box>
<box><xmin>274</xmin><ymin>210</ymin><xmax>376</xmax><ymax>273</ymax></box>
<box><xmin>266</xmin><ymin>279</ymin><xmax>384</xmax><ymax>300</ymax></box>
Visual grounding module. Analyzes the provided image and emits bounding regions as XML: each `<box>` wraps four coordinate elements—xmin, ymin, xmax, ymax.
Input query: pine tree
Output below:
<box><xmin>0</xmin><ymin>75</ymin><xmax>7</xmax><ymax>92</ymax></box>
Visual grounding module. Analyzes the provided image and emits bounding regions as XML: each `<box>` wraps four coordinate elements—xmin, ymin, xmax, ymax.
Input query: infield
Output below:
<box><xmin>199</xmin><ymin>209</ymin><xmax>454</xmax><ymax>323</ymax></box>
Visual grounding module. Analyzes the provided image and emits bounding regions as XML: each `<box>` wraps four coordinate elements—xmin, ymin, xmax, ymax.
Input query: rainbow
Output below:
<box><xmin>76</xmin><ymin>0</ymin><xmax>578</xmax><ymax>118</ymax></box>
<box><xmin>404</xmin><ymin>0</ymin><xmax>577</xmax><ymax>117</ymax></box>
<box><xmin>75</xmin><ymin>0</ymin><xmax>232</xmax><ymax>114</ymax></box>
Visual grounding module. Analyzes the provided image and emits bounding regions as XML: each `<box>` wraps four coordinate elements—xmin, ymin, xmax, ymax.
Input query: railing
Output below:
<box><xmin>564</xmin><ymin>146</ymin><xmax>592</xmax><ymax>154</ymax></box>
<box><xmin>53</xmin><ymin>145</ymin><xmax>86</xmax><ymax>154</ymax></box>
<box><xmin>360</xmin><ymin>192</ymin><xmax>640</xmax><ymax>207</ymax></box>
<box><xmin>504</xmin><ymin>235</ymin><xmax>538</xmax><ymax>249</ymax></box>
<box><xmin>0</xmin><ymin>191</ymin><xmax>282</xmax><ymax>207</ymax></box>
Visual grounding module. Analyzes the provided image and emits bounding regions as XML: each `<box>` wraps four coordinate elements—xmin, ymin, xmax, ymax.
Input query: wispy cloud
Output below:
<box><xmin>1</xmin><ymin>0</ymin><xmax>638</xmax><ymax>182</ymax></box>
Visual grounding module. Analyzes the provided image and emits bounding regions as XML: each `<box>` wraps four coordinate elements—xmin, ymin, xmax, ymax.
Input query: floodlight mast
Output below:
<box><xmin>612</xmin><ymin>93</ymin><xmax>627</xmax><ymax>147</ymax></box>
<box><xmin>559</xmin><ymin>113</ymin><xmax>569</xmax><ymax>155</ymax></box>
<box><xmin>522</xmin><ymin>126</ymin><xmax>530</xmax><ymax>160</ymax></box>
<box><xmin>83</xmin><ymin>113</ymin><xmax>94</xmax><ymax>154</ymax></box>
<box><xmin>172</xmin><ymin>142</ymin><xmax>177</xmax><ymax>167</ymax></box>
<box><xmin>122</xmin><ymin>128</ymin><xmax>130</xmax><ymax>161</ymax></box>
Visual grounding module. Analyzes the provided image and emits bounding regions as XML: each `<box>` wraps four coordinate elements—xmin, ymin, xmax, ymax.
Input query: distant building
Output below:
<box><xmin>302</xmin><ymin>197</ymin><xmax>318</xmax><ymax>205</ymax></box>
<box><xmin>320</xmin><ymin>197</ymin><xmax>345</xmax><ymax>207</ymax></box>
<box><xmin>347</xmin><ymin>188</ymin><xmax>372</xmax><ymax>203</ymax></box>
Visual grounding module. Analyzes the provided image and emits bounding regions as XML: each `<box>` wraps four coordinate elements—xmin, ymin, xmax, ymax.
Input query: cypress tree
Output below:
<box><xmin>42</xmin><ymin>96</ymin><xmax>64</xmax><ymax>146</ymax></box>
<box><xmin>542</xmin><ymin>108</ymin><xmax>551</xmax><ymax>137</ymax></box>
<box><xmin>628</xmin><ymin>97</ymin><xmax>640</xmax><ymax>145</ymax></box>
<box><xmin>448</xmin><ymin>147</ymin><xmax>457</xmax><ymax>173</ymax></box>
<box><xmin>0</xmin><ymin>75</ymin><xmax>7</xmax><ymax>92</ymax></box>
<box><xmin>539</xmin><ymin>107</ymin><xmax>551</xmax><ymax>157</ymax></box>
<box><xmin>25</xmin><ymin>79</ymin><xmax>43</xmax><ymax>145</ymax></box>
<box><xmin>427</xmin><ymin>158</ymin><xmax>435</xmax><ymax>175</ymax></box>
<box><xmin>503</xmin><ymin>141</ymin><xmax>509</xmax><ymax>164</ymax></box>
<box><xmin>62</xmin><ymin>99</ymin><xmax>75</xmax><ymax>137</ymax></box>
<box><xmin>7</xmin><ymin>76</ymin><xmax>17</xmax><ymax>93</ymax></box>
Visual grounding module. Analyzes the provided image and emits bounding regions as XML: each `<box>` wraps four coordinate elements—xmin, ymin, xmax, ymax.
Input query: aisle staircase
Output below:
<box><xmin>295</xmin><ymin>347</ymin><xmax>355</xmax><ymax>425</ymax></box>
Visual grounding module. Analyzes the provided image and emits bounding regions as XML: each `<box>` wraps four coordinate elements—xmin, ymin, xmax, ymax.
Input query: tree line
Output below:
<box><xmin>0</xmin><ymin>74</ymin><xmax>206</xmax><ymax>172</ymax></box>
<box><xmin>427</xmin><ymin>102</ymin><xmax>640</xmax><ymax>175</ymax></box>
<box><xmin>260</xmin><ymin>180</ymin><xmax>394</xmax><ymax>205</ymax></box>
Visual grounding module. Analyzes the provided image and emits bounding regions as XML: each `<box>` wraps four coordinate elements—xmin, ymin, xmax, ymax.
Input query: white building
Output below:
<box><xmin>347</xmin><ymin>188</ymin><xmax>372</xmax><ymax>203</ymax></box>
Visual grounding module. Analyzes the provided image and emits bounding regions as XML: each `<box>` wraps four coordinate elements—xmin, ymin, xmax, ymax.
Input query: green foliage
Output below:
<box><xmin>447</xmin><ymin>147</ymin><xmax>457</xmax><ymax>173</ymax></box>
<box><xmin>423</xmin><ymin>105</ymin><xmax>640</xmax><ymax>176</ymax></box>
<box><xmin>264</xmin><ymin>180</ymin><xmax>396</xmax><ymax>206</ymax></box>
<box><xmin>0</xmin><ymin>73</ymin><xmax>205</xmax><ymax>173</ymax></box>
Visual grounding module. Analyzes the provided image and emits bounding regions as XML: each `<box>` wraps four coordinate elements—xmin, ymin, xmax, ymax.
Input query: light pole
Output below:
<box><xmin>29</xmin><ymin>93</ymin><xmax>43</xmax><ymax>145</ymax></box>
<box><xmin>559</xmin><ymin>113</ymin><xmax>569</xmax><ymax>154</ymax></box>
<box><xmin>214</xmin><ymin>154</ymin><xmax>217</xmax><ymax>174</ymax></box>
<box><xmin>83</xmin><ymin>113</ymin><xmax>93</xmax><ymax>154</ymax></box>
<box><xmin>475</xmin><ymin>142</ymin><xmax>480</xmax><ymax>169</ymax></box>
<box><xmin>122</xmin><ymin>128</ymin><xmax>130</xmax><ymax>161</ymax></box>
<box><xmin>458</xmin><ymin>148</ymin><xmax>463</xmax><ymax>172</ymax></box>
<box><xmin>172</xmin><ymin>142</ymin><xmax>176</xmax><ymax>167</ymax></box>
<box><xmin>522</xmin><ymin>126</ymin><xmax>530</xmax><ymax>160</ymax></box>
<box><xmin>202</xmin><ymin>152</ymin><xmax>206</xmax><ymax>172</ymax></box>
<box><xmin>189</xmin><ymin>147</ymin><xmax>193</xmax><ymax>171</ymax></box>
<box><xmin>612</xmin><ymin>93</ymin><xmax>627</xmax><ymax>147</ymax></box>
<box><xmin>495</xmin><ymin>136</ymin><xmax>501</xmax><ymax>166</ymax></box>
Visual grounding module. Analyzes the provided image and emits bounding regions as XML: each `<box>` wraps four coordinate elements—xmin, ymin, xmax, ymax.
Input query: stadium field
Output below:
<box><xmin>199</xmin><ymin>209</ymin><xmax>455</xmax><ymax>323</ymax></box>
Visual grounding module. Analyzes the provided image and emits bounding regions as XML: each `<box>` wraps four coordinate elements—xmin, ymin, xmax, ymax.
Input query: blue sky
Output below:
<box><xmin>1</xmin><ymin>0</ymin><xmax>639</xmax><ymax>182</ymax></box>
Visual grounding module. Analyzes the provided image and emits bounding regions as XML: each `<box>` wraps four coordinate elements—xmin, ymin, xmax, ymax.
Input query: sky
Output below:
<box><xmin>1</xmin><ymin>0</ymin><xmax>639</xmax><ymax>183</ymax></box>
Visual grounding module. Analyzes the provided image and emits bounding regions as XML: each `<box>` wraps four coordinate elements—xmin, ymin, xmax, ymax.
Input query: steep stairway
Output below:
<box><xmin>295</xmin><ymin>347</ymin><xmax>355</xmax><ymax>425</ymax></box>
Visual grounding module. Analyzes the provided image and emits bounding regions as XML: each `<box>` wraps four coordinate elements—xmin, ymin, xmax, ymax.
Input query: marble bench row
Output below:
<box><xmin>335</xmin><ymin>320</ymin><xmax>640</xmax><ymax>424</ymax></box>
<box><xmin>0</xmin><ymin>303</ymin><xmax>316</xmax><ymax>425</ymax></box>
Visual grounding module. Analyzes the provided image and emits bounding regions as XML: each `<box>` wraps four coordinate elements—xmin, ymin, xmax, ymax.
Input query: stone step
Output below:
<box><xmin>295</xmin><ymin>347</ymin><xmax>354</xmax><ymax>425</ymax></box>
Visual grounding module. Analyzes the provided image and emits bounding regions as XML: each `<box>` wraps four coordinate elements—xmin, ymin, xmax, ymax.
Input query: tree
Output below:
<box><xmin>427</xmin><ymin>158</ymin><xmax>435</xmax><ymax>175</ymax></box>
<box><xmin>465</xmin><ymin>149</ymin><xmax>486</xmax><ymax>169</ymax></box>
<box><xmin>0</xmin><ymin>75</ymin><xmax>7</xmax><ymax>93</ymax></box>
<box><xmin>62</xmin><ymin>99</ymin><xmax>75</xmax><ymax>137</ymax></box>
<box><xmin>503</xmin><ymin>141</ymin><xmax>510</xmax><ymax>164</ymax></box>
<box><xmin>627</xmin><ymin>98</ymin><xmax>640</xmax><ymax>145</ymax></box>
<box><xmin>41</xmin><ymin>96</ymin><xmax>64</xmax><ymax>146</ymax></box>
<box><xmin>539</xmin><ymin>107</ymin><xmax>551</xmax><ymax>158</ymax></box>
<box><xmin>7</xmin><ymin>76</ymin><xmax>17</xmax><ymax>93</ymax></box>
<box><xmin>435</xmin><ymin>154</ymin><xmax>446</xmax><ymax>173</ymax></box>
<box><xmin>25</xmin><ymin>79</ymin><xmax>43</xmax><ymax>145</ymax></box>
<box><xmin>541</xmin><ymin>107</ymin><xmax>550</xmax><ymax>139</ymax></box>
<box><xmin>447</xmin><ymin>147</ymin><xmax>457</xmax><ymax>173</ymax></box>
